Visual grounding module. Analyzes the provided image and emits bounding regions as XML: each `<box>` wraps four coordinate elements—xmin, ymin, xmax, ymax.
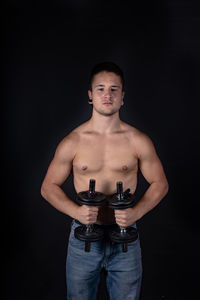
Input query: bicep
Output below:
<box><xmin>138</xmin><ymin>136</ymin><xmax>167</xmax><ymax>185</ymax></box>
<box><xmin>44</xmin><ymin>156</ymin><xmax>72</xmax><ymax>186</ymax></box>
<box><xmin>43</xmin><ymin>137</ymin><xmax>76</xmax><ymax>187</ymax></box>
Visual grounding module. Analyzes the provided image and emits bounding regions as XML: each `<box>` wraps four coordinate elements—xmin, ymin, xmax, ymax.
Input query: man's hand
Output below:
<box><xmin>114</xmin><ymin>207</ymin><xmax>137</xmax><ymax>227</ymax></box>
<box><xmin>77</xmin><ymin>205</ymin><xmax>99</xmax><ymax>225</ymax></box>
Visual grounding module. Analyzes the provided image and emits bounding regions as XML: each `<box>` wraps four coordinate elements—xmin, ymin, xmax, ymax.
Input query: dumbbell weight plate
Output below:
<box><xmin>74</xmin><ymin>224</ymin><xmax>105</xmax><ymax>242</ymax></box>
<box><xmin>107</xmin><ymin>193</ymin><xmax>136</xmax><ymax>209</ymax></box>
<box><xmin>108</xmin><ymin>226</ymin><xmax>138</xmax><ymax>244</ymax></box>
<box><xmin>76</xmin><ymin>191</ymin><xmax>107</xmax><ymax>206</ymax></box>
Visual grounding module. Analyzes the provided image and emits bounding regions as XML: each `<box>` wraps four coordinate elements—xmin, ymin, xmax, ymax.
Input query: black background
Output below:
<box><xmin>3</xmin><ymin>1</ymin><xmax>200</xmax><ymax>299</ymax></box>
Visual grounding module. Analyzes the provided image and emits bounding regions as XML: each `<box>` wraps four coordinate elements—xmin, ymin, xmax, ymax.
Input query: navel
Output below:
<box><xmin>81</xmin><ymin>165</ymin><xmax>88</xmax><ymax>171</ymax></box>
<box><xmin>122</xmin><ymin>165</ymin><xmax>128</xmax><ymax>171</ymax></box>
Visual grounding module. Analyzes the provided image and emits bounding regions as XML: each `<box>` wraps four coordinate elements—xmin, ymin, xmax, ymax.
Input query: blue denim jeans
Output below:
<box><xmin>66</xmin><ymin>220</ymin><xmax>142</xmax><ymax>300</ymax></box>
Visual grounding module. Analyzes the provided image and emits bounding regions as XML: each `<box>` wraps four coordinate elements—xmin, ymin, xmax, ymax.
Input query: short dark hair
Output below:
<box><xmin>89</xmin><ymin>61</ymin><xmax>125</xmax><ymax>91</ymax></box>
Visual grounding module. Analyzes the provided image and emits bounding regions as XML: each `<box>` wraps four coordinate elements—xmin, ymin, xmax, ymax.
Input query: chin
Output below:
<box><xmin>101</xmin><ymin>111</ymin><xmax>117</xmax><ymax>116</ymax></box>
<box><xmin>95</xmin><ymin>108</ymin><xmax>119</xmax><ymax>116</ymax></box>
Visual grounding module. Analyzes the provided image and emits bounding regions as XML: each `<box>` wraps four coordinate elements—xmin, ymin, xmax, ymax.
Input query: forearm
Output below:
<box><xmin>41</xmin><ymin>183</ymin><xmax>79</xmax><ymax>219</ymax></box>
<box><xmin>133</xmin><ymin>181</ymin><xmax>169</xmax><ymax>221</ymax></box>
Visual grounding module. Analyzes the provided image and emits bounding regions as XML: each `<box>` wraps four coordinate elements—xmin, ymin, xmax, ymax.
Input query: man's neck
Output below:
<box><xmin>88</xmin><ymin>110</ymin><xmax>122</xmax><ymax>134</ymax></box>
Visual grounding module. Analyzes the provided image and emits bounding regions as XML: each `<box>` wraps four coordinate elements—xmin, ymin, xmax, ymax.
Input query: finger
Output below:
<box><xmin>114</xmin><ymin>210</ymin><xmax>124</xmax><ymax>217</ymax></box>
<box><xmin>88</xmin><ymin>206</ymin><xmax>99</xmax><ymax>212</ymax></box>
<box><xmin>116</xmin><ymin>219</ymin><xmax>127</xmax><ymax>227</ymax></box>
<box><xmin>90</xmin><ymin>213</ymin><xmax>98</xmax><ymax>219</ymax></box>
<box><xmin>115</xmin><ymin>216</ymin><xmax>126</xmax><ymax>223</ymax></box>
<box><xmin>85</xmin><ymin>215</ymin><xmax>97</xmax><ymax>224</ymax></box>
<box><xmin>115</xmin><ymin>219</ymin><xmax>123</xmax><ymax>227</ymax></box>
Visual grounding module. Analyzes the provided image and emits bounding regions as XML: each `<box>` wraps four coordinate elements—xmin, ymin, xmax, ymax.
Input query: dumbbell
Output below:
<box><xmin>107</xmin><ymin>181</ymin><xmax>138</xmax><ymax>252</ymax></box>
<box><xmin>74</xmin><ymin>179</ymin><xmax>107</xmax><ymax>252</ymax></box>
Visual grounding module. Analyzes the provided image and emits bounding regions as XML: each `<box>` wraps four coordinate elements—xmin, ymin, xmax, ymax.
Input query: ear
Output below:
<box><xmin>88</xmin><ymin>90</ymin><xmax>92</xmax><ymax>99</ymax></box>
<box><xmin>122</xmin><ymin>91</ymin><xmax>125</xmax><ymax>102</ymax></box>
<box><xmin>88</xmin><ymin>90</ymin><xmax>93</xmax><ymax>104</ymax></box>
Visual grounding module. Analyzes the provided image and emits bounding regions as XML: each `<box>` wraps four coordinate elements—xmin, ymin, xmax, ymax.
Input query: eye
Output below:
<box><xmin>98</xmin><ymin>88</ymin><xmax>104</xmax><ymax>91</ymax></box>
<box><xmin>111</xmin><ymin>88</ymin><xmax>117</xmax><ymax>92</ymax></box>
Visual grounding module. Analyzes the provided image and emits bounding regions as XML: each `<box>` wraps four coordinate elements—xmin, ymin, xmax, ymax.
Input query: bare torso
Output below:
<box><xmin>72</xmin><ymin>121</ymin><xmax>139</xmax><ymax>224</ymax></box>
<box><xmin>41</xmin><ymin>70</ymin><xmax>168</xmax><ymax>227</ymax></box>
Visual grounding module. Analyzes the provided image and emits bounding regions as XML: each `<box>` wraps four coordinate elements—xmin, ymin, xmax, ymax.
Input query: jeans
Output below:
<box><xmin>66</xmin><ymin>220</ymin><xmax>142</xmax><ymax>300</ymax></box>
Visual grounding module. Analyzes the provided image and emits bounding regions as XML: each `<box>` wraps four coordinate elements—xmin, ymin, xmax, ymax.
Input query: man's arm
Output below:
<box><xmin>41</xmin><ymin>133</ymin><xmax>79</xmax><ymax>219</ymax></box>
<box><xmin>115</xmin><ymin>133</ymin><xmax>169</xmax><ymax>227</ymax></box>
<box><xmin>41</xmin><ymin>133</ymin><xmax>99</xmax><ymax>224</ymax></box>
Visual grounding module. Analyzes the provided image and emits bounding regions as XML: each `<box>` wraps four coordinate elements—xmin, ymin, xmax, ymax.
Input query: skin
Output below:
<box><xmin>41</xmin><ymin>71</ymin><xmax>169</xmax><ymax>227</ymax></box>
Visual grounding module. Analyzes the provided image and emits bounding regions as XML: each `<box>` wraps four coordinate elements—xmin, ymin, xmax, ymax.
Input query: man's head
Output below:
<box><xmin>88</xmin><ymin>62</ymin><xmax>125</xmax><ymax>117</ymax></box>
<box><xmin>89</xmin><ymin>61</ymin><xmax>125</xmax><ymax>92</ymax></box>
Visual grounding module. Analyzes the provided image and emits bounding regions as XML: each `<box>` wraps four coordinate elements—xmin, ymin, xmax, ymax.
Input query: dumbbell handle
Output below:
<box><xmin>120</xmin><ymin>227</ymin><xmax>127</xmax><ymax>234</ymax></box>
<box><xmin>86</xmin><ymin>224</ymin><xmax>93</xmax><ymax>233</ymax></box>
<box><xmin>85</xmin><ymin>180</ymin><xmax>96</xmax><ymax>251</ymax></box>
<box><xmin>117</xmin><ymin>181</ymin><xmax>123</xmax><ymax>194</ymax></box>
<box><xmin>119</xmin><ymin>227</ymin><xmax>128</xmax><ymax>252</ymax></box>
<box><xmin>117</xmin><ymin>181</ymin><xmax>131</xmax><ymax>201</ymax></box>
<box><xmin>88</xmin><ymin>179</ymin><xmax>95</xmax><ymax>198</ymax></box>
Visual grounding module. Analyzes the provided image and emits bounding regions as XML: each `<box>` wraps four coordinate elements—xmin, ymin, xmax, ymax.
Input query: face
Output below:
<box><xmin>88</xmin><ymin>71</ymin><xmax>125</xmax><ymax>116</ymax></box>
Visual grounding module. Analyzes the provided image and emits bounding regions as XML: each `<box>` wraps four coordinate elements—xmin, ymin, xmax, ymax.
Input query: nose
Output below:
<box><xmin>104</xmin><ymin>89</ymin><xmax>112</xmax><ymax>99</ymax></box>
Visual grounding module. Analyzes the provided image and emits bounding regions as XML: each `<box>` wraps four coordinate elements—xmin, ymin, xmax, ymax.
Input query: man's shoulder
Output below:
<box><xmin>54</xmin><ymin>127</ymin><xmax>82</xmax><ymax>160</ymax></box>
<box><xmin>122</xmin><ymin>122</ymin><xmax>154</xmax><ymax>153</ymax></box>
<box><xmin>58</xmin><ymin>121</ymin><xmax>88</xmax><ymax>148</ymax></box>
<box><xmin>122</xmin><ymin>122</ymin><xmax>149</xmax><ymax>141</ymax></box>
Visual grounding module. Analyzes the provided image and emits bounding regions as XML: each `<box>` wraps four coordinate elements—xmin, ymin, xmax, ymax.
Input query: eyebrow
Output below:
<box><xmin>95</xmin><ymin>84</ymin><xmax>120</xmax><ymax>88</ymax></box>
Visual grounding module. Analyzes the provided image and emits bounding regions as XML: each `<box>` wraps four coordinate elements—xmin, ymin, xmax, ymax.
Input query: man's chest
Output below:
<box><xmin>73</xmin><ymin>138</ymin><xmax>138</xmax><ymax>174</ymax></box>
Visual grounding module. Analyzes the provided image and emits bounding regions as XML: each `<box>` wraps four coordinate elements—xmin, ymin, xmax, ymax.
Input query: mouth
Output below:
<box><xmin>103</xmin><ymin>102</ymin><xmax>113</xmax><ymax>106</ymax></box>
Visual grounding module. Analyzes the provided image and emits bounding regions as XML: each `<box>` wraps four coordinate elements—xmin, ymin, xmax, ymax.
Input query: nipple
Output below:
<box><xmin>122</xmin><ymin>165</ymin><xmax>128</xmax><ymax>171</ymax></box>
<box><xmin>82</xmin><ymin>166</ymin><xmax>88</xmax><ymax>171</ymax></box>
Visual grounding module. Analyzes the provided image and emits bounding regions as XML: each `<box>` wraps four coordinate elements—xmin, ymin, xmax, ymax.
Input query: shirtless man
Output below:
<box><xmin>41</xmin><ymin>62</ymin><xmax>169</xmax><ymax>300</ymax></box>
